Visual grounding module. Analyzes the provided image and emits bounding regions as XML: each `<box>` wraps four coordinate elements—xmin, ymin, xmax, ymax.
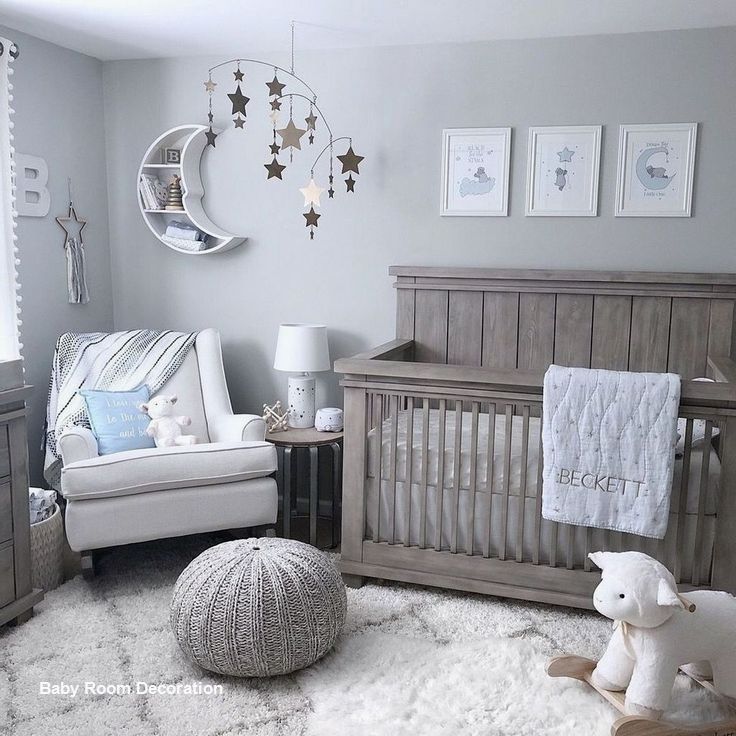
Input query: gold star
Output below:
<box><xmin>266</xmin><ymin>75</ymin><xmax>286</xmax><ymax>96</ymax></box>
<box><xmin>276</xmin><ymin>119</ymin><xmax>307</xmax><ymax>151</ymax></box>
<box><xmin>264</xmin><ymin>157</ymin><xmax>286</xmax><ymax>180</ymax></box>
<box><xmin>304</xmin><ymin>206</ymin><xmax>320</xmax><ymax>228</ymax></box>
<box><xmin>337</xmin><ymin>146</ymin><xmax>364</xmax><ymax>174</ymax></box>
<box><xmin>299</xmin><ymin>178</ymin><xmax>326</xmax><ymax>208</ymax></box>
<box><xmin>204</xmin><ymin>79</ymin><xmax>217</xmax><ymax>93</ymax></box>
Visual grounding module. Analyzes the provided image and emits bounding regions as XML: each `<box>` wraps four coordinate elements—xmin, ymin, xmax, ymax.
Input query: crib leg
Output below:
<box><xmin>342</xmin><ymin>573</ymin><xmax>365</xmax><ymax>589</ymax></box>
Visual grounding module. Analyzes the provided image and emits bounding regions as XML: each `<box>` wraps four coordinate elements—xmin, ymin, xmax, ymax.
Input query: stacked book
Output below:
<box><xmin>138</xmin><ymin>174</ymin><xmax>167</xmax><ymax>210</ymax></box>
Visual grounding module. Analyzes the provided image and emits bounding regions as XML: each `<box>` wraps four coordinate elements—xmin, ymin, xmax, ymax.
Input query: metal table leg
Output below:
<box><xmin>330</xmin><ymin>442</ymin><xmax>342</xmax><ymax>548</ymax></box>
<box><xmin>283</xmin><ymin>446</ymin><xmax>292</xmax><ymax>539</ymax></box>
<box><xmin>309</xmin><ymin>446</ymin><xmax>318</xmax><ymax>546</ymax></box>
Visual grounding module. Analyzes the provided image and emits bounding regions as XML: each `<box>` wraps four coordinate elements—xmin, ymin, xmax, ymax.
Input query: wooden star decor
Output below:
<box><xmin>299</xmin><ymin>178</ymin><xmax>325</xmax><ymax>207</ymax></box>
<box><xmin>227</xmin><ymin>84</ymin><xmax>250</xmax><ymax>116</ymax></box>
<box><xmin>234</xmin><ymin>115</ymin><xmax>245</xmax><ymax>129</ymax></box>
<box><xmin>269</xmin><ymin>141</ymin><xmax>281</xmax><ymax>155</ymax></box>
<box><xmin>303</xmin><ymin>206</ymin><xmax>320</xmax><ymax>239</ymax></box>
<box><xmin>56</xmin><ymin>204</ymin><xmax>87</xmax><ymax>243</ymax></box>
<box><xmin>266</xmin><ymin>75</ymin><xmax>286</xmax><ymax>97</ymax></box>
<box><xmin>205</xmin><ymin>127</ymin><xmax>218</xmax><ymax>147</ymax></box>
<box><xmin>276</xmin><ymin>119</ymin><xmax>307</xmax><ymax>151</ymax></box>
<box><xmin>345</xmin><ymin>174</ymin><xmax>356</xmax><ymax>192</ymax></box>
<box><xmin>305</xmin><ymin>112</ymin><xmax>317</xmax><ymax>130</ymax></box>
<box><xmin>264</xmin><ymin>157</ymin><xmax>286</xmax><ymax>180</ymax></box>
<box><xmin>203</xmin><ymin>79</ymin><xmax>217</xmax><ymax>93</ymax></box>
<box><xmin>233</xmin><ymin>67</ymin><xmax>244</xmax><ymax>81</ymax></box>
<box><xmin>337</xmin><ymin>146</ymin><xmax>364</xmax><ymax>174</ymax></box>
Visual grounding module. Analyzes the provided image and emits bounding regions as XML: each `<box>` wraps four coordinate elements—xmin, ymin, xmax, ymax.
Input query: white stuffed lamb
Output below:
<box><xmin>589</xmin><ymin>550</ymin><xmax>736</xmax><ymax>719</ymax></box>
<box><xmin>139</xmin><ymin>394</ymin><xmax>197</xmax><ymax>448</ymax></box>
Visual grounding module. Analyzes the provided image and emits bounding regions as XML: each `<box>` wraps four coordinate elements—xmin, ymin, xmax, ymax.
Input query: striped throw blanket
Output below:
<box><xmin>44</xmin><ymin>330</ymin><xmax>198</xmax><ymax>487</ymax></box>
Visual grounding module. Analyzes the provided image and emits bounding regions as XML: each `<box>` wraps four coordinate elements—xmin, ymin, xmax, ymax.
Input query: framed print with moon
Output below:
<box><xmin>615</xmin><ymin>123</ymin><xmax>697</xmax><ymax>217</ymax></box>
<box><xmin>526</xmin><ymin>125</ymin><xmax>601</xmax><ymax>216</ymax></box>
<box><xmin>441</xmin><ymin>127</ymin><xmax>511</xmax><ymax>216</ymax></box>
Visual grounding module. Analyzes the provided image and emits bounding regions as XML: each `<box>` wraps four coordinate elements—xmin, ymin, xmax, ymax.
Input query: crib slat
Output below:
<box><xmin>434</xmin><ymin>399</ymin><xmax>448</xmax><ymax>551</ymax></box>
<box><xmin>516</xmin><ymin>405</ymin><xmax>530</xmax><ymax>562</ymax></box>
<box><xmin>566</xmin><ymin>526</ymin><xmax>575</xmax><ymax>570</ymax></box>
<box><xmin>388</xmin><ymin>394</ymin><xmax>399</xmax><ymax>545</ymax></box>
<box><xmin>420</xmin><ymin>398</ymin><xmax>430</xmax><ymax>549</ymax></box>
<box><xmin>692</xmin><ymin>421</ymin><xmax>713</xmax><ymax>586</ymax></box>
<box><xmin>549</xmin><ymin>520</ymin><xmax>559</xmax><ymax>568</ymax></box>
<box><xmin>674</xmin><ymin>418</ymin><xmax>694</xmax><ymax>584</ymax></box>
<box><xmin>450</xmin><ymin>401</ymin><xmax>463</xmax><ymax>553</ymax></box>
<box><xmin>403</xmin><ymin>396</ymin><xmax>415</xmax><ymax>547</ymax></box>
<box><xmin>533</xmin><ymin>424</ymin><xmax>544</xmax><ymax>565</ymax></box>
<box><xmin>583</xmin><ymin>528</ymin><xmax>593</xmax><ymax>571</ymax></box>
<box><xmin>466</xmin><ymin>402</ymin><xmax>480</xmax><ymax>556</ymax></box>
<box><xmin>483</xmin><ymin>404</ymin><xmax>497</xmax><ymax>558</ymax></box>
<box><xmin>499</xmin><ymin>404</ymin><xmax>513</xmax><ymax>561</ymax></box>
<box><xmin>373</xmin><ymin>394</ymin><xmax>384</xmax><ymax>543</ymax></box>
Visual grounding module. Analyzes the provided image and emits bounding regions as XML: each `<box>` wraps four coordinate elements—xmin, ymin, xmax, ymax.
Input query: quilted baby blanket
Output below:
<box><xmin>541</xmin><ymin>364</ymin><xmax>681</xmax><ymax>539</ymax></box>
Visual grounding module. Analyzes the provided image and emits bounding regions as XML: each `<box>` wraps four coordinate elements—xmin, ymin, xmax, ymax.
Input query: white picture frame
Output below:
<box><xmin>441</xmin><ymin>127</ymin><xmax>511</xmax><ymax>216</ymax></box>
<box><xmin>525</xmin><ymin>125</ymin><xmax>601</xmax><ymax>217</ymax></box>
<box><xmin>615</xmin><ymin>123</ymin><xmax>697</xmax><ymax>217</ymax></box>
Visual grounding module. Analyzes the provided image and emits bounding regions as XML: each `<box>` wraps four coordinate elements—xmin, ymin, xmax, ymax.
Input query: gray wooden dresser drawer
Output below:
<box><xmin>0</xmin><ymin>481</ymin><xmax>11</xmax><ymax>543</ymax></box>
<box><xmin>0</xmin><ymin>423</ymin><xmax>9</xmax><ymax>480</ymax></box>
<box><xmin>0</xmin><ymin>544</ymin><xmax>14</xmax><ymax>609</ymax></box>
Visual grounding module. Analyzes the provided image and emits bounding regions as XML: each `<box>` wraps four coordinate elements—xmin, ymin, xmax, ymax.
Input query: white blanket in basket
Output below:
<box><xmin>541</xmin><ymin>364</ymin><xmax>681</xmax><ymax>539</ymax></box>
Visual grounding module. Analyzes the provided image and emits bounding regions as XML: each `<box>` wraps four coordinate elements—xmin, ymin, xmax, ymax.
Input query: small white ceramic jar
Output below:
<box><xmin>315</xmin><ymin>407</ymin><xmax>343</xmax><ymax>432</ymax></box>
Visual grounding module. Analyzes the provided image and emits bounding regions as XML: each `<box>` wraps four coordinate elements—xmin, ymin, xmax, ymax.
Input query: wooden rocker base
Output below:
<box><xmin>547</xmin><ymin>655</ymin><xmax>736</xmax><ymax>736</ymax></box>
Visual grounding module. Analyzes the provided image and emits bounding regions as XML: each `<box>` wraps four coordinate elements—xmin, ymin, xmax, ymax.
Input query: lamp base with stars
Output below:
<box><xmin>287</xmin><ymin>374</ymin><xmax>316</xmax><ymax>429</ymax></box>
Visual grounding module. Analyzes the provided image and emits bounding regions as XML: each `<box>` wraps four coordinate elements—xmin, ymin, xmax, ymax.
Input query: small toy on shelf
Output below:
<box><xmin>548</xmin><ymin>551</ymin><xmax>736</xmax><ymax>736</ymax></box>
<box><xmin>164</xmin><ymin>174</ymin><xmax>185</xmax><ymax>211</ymax></box>
<box><xmin>262</xmin><ymin>401</ymin><xmax>289</xmax><ymax>433</ymax></box>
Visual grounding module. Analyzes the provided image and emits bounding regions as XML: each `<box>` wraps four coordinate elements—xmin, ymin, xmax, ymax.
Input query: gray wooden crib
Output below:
<box><xmin>334</xmin><ymin>266</ymin><xmax>736</xmax><ymax>610</ymax></box>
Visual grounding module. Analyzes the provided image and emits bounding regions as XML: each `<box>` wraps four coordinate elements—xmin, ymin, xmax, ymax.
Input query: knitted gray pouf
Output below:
<box><xmin>170</xmin><ymin>537</ymin><xmax>347</xmax><ymax>677</ymax></box>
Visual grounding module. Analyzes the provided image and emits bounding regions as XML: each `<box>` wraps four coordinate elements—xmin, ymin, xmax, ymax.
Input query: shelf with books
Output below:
<box><xmin>137</xmin><ymin>125</ymin><xmax>245</xmax><ymax>256</ymax></box>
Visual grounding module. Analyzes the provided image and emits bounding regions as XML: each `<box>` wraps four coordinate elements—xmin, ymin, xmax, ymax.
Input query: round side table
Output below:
<box><xmin>265</xmin><ymin>428</ymin><xmax>343</xmax><ymax>549</ymax></box>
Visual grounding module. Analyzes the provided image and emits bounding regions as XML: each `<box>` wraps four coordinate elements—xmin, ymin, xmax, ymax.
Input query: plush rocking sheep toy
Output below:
<box><xmin>589</xmin><ymin>550</ymin><xmax>736</xmax><ymax>720</ymax></box>
<box><xmin>139</xmin><ymin>394</ymin><xmax>197</xmax><ymax>448</ymax></box>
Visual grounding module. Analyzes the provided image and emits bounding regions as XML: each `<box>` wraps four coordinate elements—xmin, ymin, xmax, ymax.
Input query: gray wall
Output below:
<box><xmin>3</xmin><ymin>27</ymin><xmax>113</xmax><ymax>483</ymax></box>
<box><xmin>103</xmin><ymin>27</ymin><xmax>736</xmax><ymax>419</ymax></box>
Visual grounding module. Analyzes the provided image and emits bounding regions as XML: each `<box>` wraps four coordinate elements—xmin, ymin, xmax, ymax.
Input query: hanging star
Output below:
<box><xmin>308</xmin><ymin>132</ymin><xmax>314</xmax><ymax>144</ymax></box>
<box><xmin>270</xmin><ymin>99</ymin><xmax>282</xmax><ymax>111</ymax></box>
<box><xmin>269</xmin><ymin>141</ymin><xmax>281</xmax><ymax>155</ymax></box>
<box><xmin>304</xmin><ymin>206</ymin><xmax>320</xmax><ymax>228</ymax></box>
<box><xmin>233</xmin><ymin>115</ymin><xmax>245</xmax><ymax>129</ymax></box>
<box><xmin>227</xmin><ymin>84</ymin><xmax>250</xmax><ymax>116</ymax></box>
<box><xmin>56</xmin><ymin>205</ymin><xmax>87</xmax><ymax>243</ymax></box>
<box><xmin>233</xmin><ymin>67</ymin><xmax>244</xmax><ymax>81</ymax></box>
<box><xmin>557</xmin><ymin>147</ymin><xmax>575</xmax><ymax>162</ymax></box>
<box><xmin>276</xmin><ymin>119</ymin><xmax>307</xmax><ymax>150</ymax></box>
<box><xmin>345</xmin><ymin>175</ymin><xmax>356</xmax><ymax>192</ymax></box>
<box><xmin>328</xmin><ymin>187</ymin><xmax>335</xmax><ymax>199</ymax></box>
<box><xmin>266</xmin><ymin>75</ymin><xmax>286</xmax><ymax>97</ymax></box>
<box><xmin>205</xmin><ymin>127</ymin><xmax>218</xmax><ymax>147</ymax></box>
<box><xmin>299</xmin><ymin>178</ymin><xmax>326</xmax><ymax>207</ymax></box>
<box><xmin>207</xmin><ymin>111</ymin><xmax>214</xmax><ymax>123</ymax></box>
<box><xmin>329</xmin><ymin>174</ymin><xmax>334</xmax><ymax>184</ymax></box>
<box><xmin>204</xmin><ymin>79</ymin><xmax>217</xmax><ymax>93</ymax></box>
<box><xmin>337</xmin><ymin>146</ymin><xmax>364</xmax><ymax>174</ymax></box>
<box><xmin>305</xmin><ymin>112</ymin><xmax>317</xmax><ymax>130</ymax></box>
<box><xmin>264</xmin><ymin>157</ymin><xmax>286</xmax><ymax>180</ymax></box>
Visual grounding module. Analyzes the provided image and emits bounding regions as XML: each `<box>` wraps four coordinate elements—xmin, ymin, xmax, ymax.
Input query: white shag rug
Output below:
<box><xmin>0</xmin><ymin>534</ymin><xmax>728</xmax><ymax>736</ymax></box>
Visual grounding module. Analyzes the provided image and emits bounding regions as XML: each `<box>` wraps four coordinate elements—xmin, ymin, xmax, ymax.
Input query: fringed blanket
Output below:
<box><xmin>44</xmin><ymin>330</ymin><xmax>198</xmax><ymax>487</ymax></box>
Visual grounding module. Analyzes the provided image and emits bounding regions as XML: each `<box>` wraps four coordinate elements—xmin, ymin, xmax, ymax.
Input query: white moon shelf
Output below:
<box><xmin>137</xmin><ymin>124</ymin><xmax>245</xmax><ymax>255</ymax></box>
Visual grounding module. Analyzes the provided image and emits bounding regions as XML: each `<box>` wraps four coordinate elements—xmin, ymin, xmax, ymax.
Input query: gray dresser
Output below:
<box><xmin>0</xmin><ymin>384</ymin><xmax>42</xmax><ymax>627</ymax></box>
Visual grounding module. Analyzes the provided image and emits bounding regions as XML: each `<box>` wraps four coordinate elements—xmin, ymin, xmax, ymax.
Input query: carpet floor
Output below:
<box><xmin>0</xmin><ymin>534</ymin><xmax>728</xmax><ymax>735</ymax></box>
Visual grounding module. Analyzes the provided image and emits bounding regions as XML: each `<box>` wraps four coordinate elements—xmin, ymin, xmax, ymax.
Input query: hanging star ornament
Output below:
<box><xmin>56</xmin><ymin>204</ymin><xmax>87</xmax><ymax>243</ymax></box>
<box><xmin>204</xmin><ymin>78</ymin><xmax>217</xmax><ymax>93</ymax></box>
<box><xmin>270</xmin><ymin>98</ymin><xmax>282</xmax><ymax>111</ymax></box>
<box><xmin>264</xmin><ymin>157</ymin><xmax>286</xmax><ymax>180</ymax></box>
<box><xmin>299</xmin><ymin>178</ymin><xmax>326</xmax><ymax>207</ymax></box>
<box><xmin>305</xmin><ymin>112</ymin><xmax>317</xmax><ymax>130</ymax></box>
<box><xmin>328</xmin><ymin>187</ymin><xmax>335</xmax><ymax>199</ymax></box>
<box><xmin>266</xmin><ymin>75</ymin><xmax>286</xmax><ymax>97</ymax></box>
<box><xmin>269</xmin><ymin>141</ymin><xmax>281</xmax><ymax>155</ymax></box>
<box><xmin>308</xmin><ymin>132</ymin><xmax>314</xmax><ymax>145</ymax></box>
<box><xmin>304</xmin><ymin>206</ymin><xmax>320</xmax><ymax>239</ymax></box>
<box><xmin>233</xmin><ymin>67</ymin><xmax>244</xmax><ymax>81</ymax></box>
<box><xmin>207</xmin><ymin>111</ymin><xmax>214</xmax><ymax>123</ymax></box>
<box><xmin>337</xmin><ymin>146</ymin><xmax>364</xmax><ymax>174</ymax></box>
<box><xmin>227</xmin><ymin>84</ymin><xmax>250</xmax><ymax>116</ymax></box>
<box><xmin>233</xmin><ymin>115</ymin><xmax>245</xmax><ymax>129</ymax></box>
<box><xmin>276</xmin><ymin>119</ymin><xmax>307</xmax><ymax>150</ymax></box>
<box><xmin>205</xmin><ymin>127</ymin><xmax>218</xmax><ymax>147</ymax></box>
<box><xmin>345</xmin><ymin>174</ymin><xmax>356</xmax><ymax>192</ymax></box>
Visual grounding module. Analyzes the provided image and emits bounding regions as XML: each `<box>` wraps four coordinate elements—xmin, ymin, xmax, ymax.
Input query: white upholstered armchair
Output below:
<box><xmin>58</xmin><ymin>329</ymin><xmax>277</xmax><ymax>572</ymax></box>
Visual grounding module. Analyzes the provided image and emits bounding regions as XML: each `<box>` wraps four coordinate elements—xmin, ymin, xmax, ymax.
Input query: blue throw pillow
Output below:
<box><xmin>80</xmin><ymin>386</ymin><xmax>155</xmax><ymax>455</ymax></box>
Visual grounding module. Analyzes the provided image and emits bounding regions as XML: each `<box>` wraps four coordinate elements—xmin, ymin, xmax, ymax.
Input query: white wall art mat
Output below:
<box><xmin>526</xmin><ymin>125</ymin><xmax>601</xmax><ymax>217</ymax></box>
<box><xmin>441</xmin><ymin>127</ymin><xmax>511</xmax><ymax>216</ymax></box>
<box><xmin>615</xmin><ymin>123</ymin><xmax>697</xmax><ymax>217</ymax></box>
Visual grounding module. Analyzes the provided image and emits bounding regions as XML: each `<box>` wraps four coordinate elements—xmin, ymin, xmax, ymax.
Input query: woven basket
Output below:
<box><xmin>170</xmin><ymin>538</ymin><xmax>346</xmax><ymax>677</ymax></box>
<box><xmin>30</xmin><ymin>503</ymin><xmax>64</xmax><ymax>592</ymax></box>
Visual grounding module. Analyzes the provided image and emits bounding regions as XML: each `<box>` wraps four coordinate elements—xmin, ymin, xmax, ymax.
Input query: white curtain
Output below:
<box><xmin>0</xmin><ymin>37</ymin><xmax>19</xmax><ymax>361</ymax></box>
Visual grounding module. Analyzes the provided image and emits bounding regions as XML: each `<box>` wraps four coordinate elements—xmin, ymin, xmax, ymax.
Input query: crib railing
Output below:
<box><xmin>336</xmin><ymin>343</ymin><xmax>736</xmax><ymax>609</ymax></box>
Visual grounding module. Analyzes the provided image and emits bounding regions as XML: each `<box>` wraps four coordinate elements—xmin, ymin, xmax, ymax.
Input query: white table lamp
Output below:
<box><xmin>274</xmin><ymin>323</ymin><xmax>330</xmax><ymax>428</ymax></box>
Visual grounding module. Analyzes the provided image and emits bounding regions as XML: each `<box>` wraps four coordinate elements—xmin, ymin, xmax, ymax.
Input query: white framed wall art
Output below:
<box><xmin>525</xmin><ymin>125</ymin><xmax>601</xmax><ymax>217</ymax></box>
<box><xmin>615</xmin><ymin>123</ymin><xmax>697</xmax><ymax>217</ymax></box>
<box><xmin>440</xmin><ymin>127</ymin><xmax>511</xmax><ymax>216</ymax></box>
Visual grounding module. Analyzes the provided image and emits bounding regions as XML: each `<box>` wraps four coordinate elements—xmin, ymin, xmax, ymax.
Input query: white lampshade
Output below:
<box><xmin>273</xmin><ymin>323</ymin><xmax>330</xmax><ymax>373</ymax></box>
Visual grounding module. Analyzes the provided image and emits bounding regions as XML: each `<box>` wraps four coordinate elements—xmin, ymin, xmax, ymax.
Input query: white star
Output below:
<box><xmin>299</xmin><ymin>178</ymin><xmax>326</xmax><ymax>208</ymax></box>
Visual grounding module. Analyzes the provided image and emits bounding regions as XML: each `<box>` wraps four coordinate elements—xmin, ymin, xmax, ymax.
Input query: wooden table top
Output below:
<box><xmin>265</xmin><ymin>427</ymin><xmax>344</xmax><ymax>447</ymax></box>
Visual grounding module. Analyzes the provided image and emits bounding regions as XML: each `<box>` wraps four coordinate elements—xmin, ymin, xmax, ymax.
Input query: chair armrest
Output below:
<box><xmin>209</xmin><ymin>414</ymin><xmax>267</xmax><ymax>443</ymax></box>
<box><xmin>708</xmin><ymin>355</ymin><xmax>736</xmax><ymax>383</ymax></box>
<box><xmin>59</xmin><ymin>426</ymin><xmax>99</xmax><ymax>466</ymax></box>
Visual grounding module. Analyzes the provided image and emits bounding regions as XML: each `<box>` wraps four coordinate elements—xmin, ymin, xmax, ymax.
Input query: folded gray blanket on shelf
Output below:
<box><xmin>166</xmin><ymin>220</ymin><xmax>205</xmax><ymax>241</ymax></box>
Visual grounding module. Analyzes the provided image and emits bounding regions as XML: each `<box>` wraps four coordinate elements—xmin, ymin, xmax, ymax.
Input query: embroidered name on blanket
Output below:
<box><xmin>541</xmin><ymin>365</ymin><xmax>681</xmax><ymax>539</ymax></box>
